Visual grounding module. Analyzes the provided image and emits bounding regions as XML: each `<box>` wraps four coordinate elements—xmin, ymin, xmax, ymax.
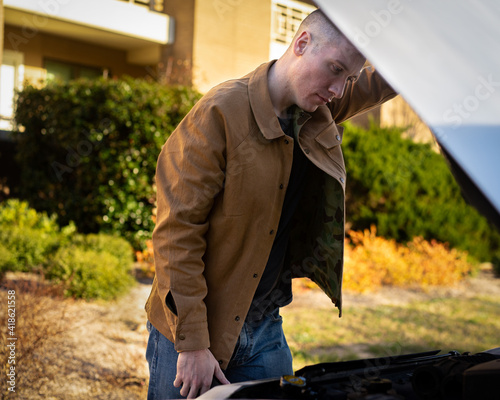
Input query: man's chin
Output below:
<box><xmin>298</xmin><ymin>103</ymin><xmax>320</xmax><ymax>113</ymax></box>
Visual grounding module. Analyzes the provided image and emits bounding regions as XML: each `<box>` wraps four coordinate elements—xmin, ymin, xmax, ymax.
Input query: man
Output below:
<box><xmin>145</xmin><ymin>9</ymin><xmax>396</xmax><ymax>399</ymax></box>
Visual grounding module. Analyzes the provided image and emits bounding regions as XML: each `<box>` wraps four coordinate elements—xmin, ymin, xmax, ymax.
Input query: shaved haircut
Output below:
<box><xmin>294</xmin><ymin>9</ymin><xmax>349</xmax><ymax>50</ymax></box>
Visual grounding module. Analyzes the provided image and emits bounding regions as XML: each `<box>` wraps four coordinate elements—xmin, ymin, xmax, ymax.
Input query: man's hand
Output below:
<box><xmin>174</xmin><ymin>349</ymin><xmax>230</xmax><ymax>398</ymax></box>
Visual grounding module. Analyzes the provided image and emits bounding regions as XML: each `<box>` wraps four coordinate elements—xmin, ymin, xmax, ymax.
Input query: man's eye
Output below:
<box><xmin>332</xmin><ymin>65</ymin><xmax>342</xmax><ymax>73</ymax></box>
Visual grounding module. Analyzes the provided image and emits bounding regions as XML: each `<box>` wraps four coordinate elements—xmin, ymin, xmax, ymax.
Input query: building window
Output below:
<box><xmin>0</xmin><ymin>50</ymin><xmax>24</xmax><ymax>131</ymax></box>
<box><xmin>45</xmin><ymin>59</ymin><xmax>105</xmax><ymax>82</ymax></box>
<box><xmin>270</xmin><ymin>0</ymin><xmax>316</xmax><ymax>59</ymax></box>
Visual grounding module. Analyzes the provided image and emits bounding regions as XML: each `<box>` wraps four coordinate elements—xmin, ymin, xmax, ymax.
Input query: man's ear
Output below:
<box><xmin>293</xmin><ymin>31</ymin><xmax>310</xmax><ymax>56</ymax></box>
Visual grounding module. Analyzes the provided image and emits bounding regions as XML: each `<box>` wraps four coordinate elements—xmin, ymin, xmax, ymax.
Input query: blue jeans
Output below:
<box><xmin>146</xmin><ymin>309</ymin><xmax>293</xmax><ymax>399</ymax></box>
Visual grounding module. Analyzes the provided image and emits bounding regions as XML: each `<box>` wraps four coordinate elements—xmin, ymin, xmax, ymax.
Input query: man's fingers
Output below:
<box><xmin>199</xmin><ymin>383</ymin><xmax>212</xmax><ymax>396</ymax></box>
<box><xmin>214</xmin><ymin>367</ymin><xmax>230</xmax><ymax>385</ymax></box>
<box><xmin>174</xmin><ymin>349</ymin><xmax>227</xmax><ymax>397</ymax></box>
<box><xmin>187</xmin><ymin>384</ymin><xmax>199</xmax><ymax>399</ymax></box>
<box><xmin>178</xmin><ymin>381</ymin><xmax>189</xmax><ymax>398</ymax></box>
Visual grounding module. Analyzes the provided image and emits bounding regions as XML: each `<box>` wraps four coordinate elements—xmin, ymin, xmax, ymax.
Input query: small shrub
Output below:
<box><xmin>0</xmin><ymin>244</ymin><xmax>14</xmax><ymax>279</ymax></box>
<box><xmin>69</xmin><ymin>233</ymin><xmax>134</xmax><ymax>270</ymax></box>
<box><xmin>1</xmin><ymin>199</ymin><xmax>135</xmax><ymax>300</ymax></box>
<box><xmin>0</xmin><ymin>198</ymin><xmax>58</xmax><ymax>230</ymax></box>
<box><xmin>0</xmin><ymin>199</ymin><xmax>73</xmax><ymax>273</ymax></box>
<box><xmin>0</xmin><ymin>227</ymin><xmax>57</xmax><ymax>272</ymax></box>
<box><xmin>135</xmin><ymin>239</ymin><xmax>155</xmax><ymax>279</ymax></box>
<box><xmin>45</xmin><ymin>245</ymin><xmax>134</xmax><ymax>300</ymax></box>
<box><xmin>343</xmin><ymin>226</ymin><xmax>477</xmax><ymax>293</ymax></box>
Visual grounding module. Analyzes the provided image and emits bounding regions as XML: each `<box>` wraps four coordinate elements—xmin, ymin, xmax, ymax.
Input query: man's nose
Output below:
<box><xmin>329</xmin><ymin>79</ymin><xmax>348</xmax><ymax>99</ymax></box>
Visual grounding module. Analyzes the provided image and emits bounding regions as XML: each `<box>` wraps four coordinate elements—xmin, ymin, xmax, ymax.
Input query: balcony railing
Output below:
<box><xmin>116</xmin><ymin>0</ymin><xmax>164</xmax><ymax>12</ymax></box>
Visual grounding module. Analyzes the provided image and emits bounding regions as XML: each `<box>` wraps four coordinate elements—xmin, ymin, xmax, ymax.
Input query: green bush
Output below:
<box><xmin>0</xmin><ymin>197</ymin><xmax>61</xmax><ymax>233</ymax></box>
<box><xmin>0</xmin><ymin>199</ymin><xmax>72</xmax><ymax>273</ymax></box>
<box><xmin>69</xmin><ymin>233</ymin><xmax>134</xmax><ymax>268</ymax></box>
<box><xmin>0</xmin><ymin>243</ymin><xmax>14</xmax><ymax>279</ymax></box>
<box><xmin>45</xmin><ymin>245</ymin><xmax>135</xmax><ymax>300</ymax></box>
<box><xmin>13</xmin><ymin>77</ymin><xmax>201</xmax><ymax>248</ymax></box>
<box><xmin>342</xmin><ymin>122</ymin><xmax>500</xmax><ymax>262</ymax></box>
<box><xmin>0</xmin><ymin>199</ymin><xmax>135</xmax><ymax>299</ymax></box>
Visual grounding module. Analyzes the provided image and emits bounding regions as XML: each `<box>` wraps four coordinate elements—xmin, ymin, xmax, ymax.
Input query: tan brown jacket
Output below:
<box><xmin>145</xmin><ymin>60</ymin><xmax>397</xmax><ymax>369</ymax></box>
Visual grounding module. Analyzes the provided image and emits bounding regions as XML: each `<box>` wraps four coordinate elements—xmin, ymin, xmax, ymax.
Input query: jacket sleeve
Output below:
<box><xmin>329</xmin><ymin>66</ymin><xmax>398</xmax><ymax>123</ymax></box>
<box><xmin>152</xmin><ymin>99</ymin><xmax>227</xmax><ymax>352</ymax></box>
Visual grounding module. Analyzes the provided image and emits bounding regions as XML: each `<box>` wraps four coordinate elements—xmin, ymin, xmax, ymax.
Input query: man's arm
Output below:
<box><xmin>329</xmin><ymin>66</ymin><xmax>397</xmax><ymax>123</ymax></box>
<box><xmin>152</xmin><ymin>100</ymin><xmax>230</xmax><ymax>395</ymax></box>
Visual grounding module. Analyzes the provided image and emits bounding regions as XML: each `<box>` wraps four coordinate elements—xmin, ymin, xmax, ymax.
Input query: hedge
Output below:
<box><xmin>0</xmin><ymin>199</ymin><xmax>70</xmax><ymax>275</ymax></box>
<box><xmin>13</xmin><ymin>77</ymin><xmax>201</xmax><ymax>248</ymax></box>
<box><xmin>45</xmin><ymin>245</ymin><xmax>134</xmax><ymax>300</ymax></box>
<box><xmin>342</xmin><ymin>122</ymin><xmax>500</xmax><ymax>262</ymax></box>
<box><xmin>0</xmin><ymin>199</ymin><xmax>135</xmax><ymax>299</ymax></box>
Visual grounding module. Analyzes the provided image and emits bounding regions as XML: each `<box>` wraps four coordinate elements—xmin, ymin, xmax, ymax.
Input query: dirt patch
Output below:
<box><xmin>0</xmin><ymin>274</ymin><xmax>152</xmax><ymax>400</ymax></box>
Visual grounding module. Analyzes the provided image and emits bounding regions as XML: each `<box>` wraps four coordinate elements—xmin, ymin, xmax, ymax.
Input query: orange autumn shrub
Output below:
<box><xmin>136</xmin><ymin>227</ymin><xmax>475</xmax><ymax>290</ymax></box>
<box><xmin>136</xmin><ymin>239</ymin><xmax>155</xmax><ymax>279</ymax></box>
<box><xmin>343</xmin><ymin>226</ymin><xmax>476</xmax><ymax>293</ymax></box>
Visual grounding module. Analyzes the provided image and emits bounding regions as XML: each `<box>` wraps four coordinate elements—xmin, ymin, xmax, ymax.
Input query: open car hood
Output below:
<box><xmin>314</xmin><ymin>0</ymin><xmax>500</xmax><ymax>230</ymax></box>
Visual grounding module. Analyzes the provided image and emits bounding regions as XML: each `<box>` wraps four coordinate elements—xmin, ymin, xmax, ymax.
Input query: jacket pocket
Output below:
<box><xmin>165</xmin><ymin>291</ymin><xmax>178</xmax><ymax>316</ymax></box>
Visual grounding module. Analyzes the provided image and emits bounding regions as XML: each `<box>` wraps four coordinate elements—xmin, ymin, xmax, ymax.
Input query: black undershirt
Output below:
<box><xmin>246</xmin><ymin>113</ymin><xmax>310</xmax><ymax>323</ymax></box>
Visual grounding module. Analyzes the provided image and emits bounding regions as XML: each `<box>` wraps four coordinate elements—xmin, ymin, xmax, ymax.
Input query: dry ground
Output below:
<box><xmin>1</xmin><ymin>274</ymin><xmax>152</xmax><ymax>399</ymax></box>
<box><xmin>1</xmin><ymin>265</ymin><xmax>499</xmax><ymax>399</ymax></box>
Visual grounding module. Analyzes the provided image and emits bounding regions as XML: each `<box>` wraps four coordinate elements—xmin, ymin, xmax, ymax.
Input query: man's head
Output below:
<box><xmin>296</xmin><ymin>9</ymin><xmax>345</xmax><ymax>52</ymax></box>
<box><xmin>280</xmin><ymin>9</ymin><xmax>366</xmax><ymax>113</ymax></box>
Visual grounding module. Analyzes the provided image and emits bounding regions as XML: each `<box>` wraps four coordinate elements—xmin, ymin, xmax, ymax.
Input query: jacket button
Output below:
<box><xmin>336</xmin><ymin>134</ymin><xmax>341</xmax><ymax>141</ymax></box>
<box><xmin>235</xmin><ymin>316</ymin><xmax>240</xmax><ymax>321</ymax></box>
<box><xmin>304</xmin><ymin>148</ymin><xmax>310</xmax><ymax>154</ymax></box>
<box><xmin>284</xmin><ymin>139</ymin><xmax>289</xmax><ymax>144</ymax></box>
<box><xmin>279</xmin><ymin>184</ymin><xmax>284</xmax><ymax>189</ymax></box>
<box><xmin>218</xmin><ymin>360</ymin><xmax>223</xmax><ymax>365</ymax></box>
<box><xmin>270</xmin><ymin>230</ymin><xmax>274</xmax><ymax>235</ymax></box>
<box><xmin>253</xmin><ymin>273</ymin><xmax>258</xmax><ymax>278</ymax></box>
<box><xmin>340</xmin><ymin>177</ymin><xmax>345</xmax><ymax>184</ymax></box>
<box><xmin>179</xmin><ymin>333</ymin><xmax>186</xmax><ymax>340</ymax></box>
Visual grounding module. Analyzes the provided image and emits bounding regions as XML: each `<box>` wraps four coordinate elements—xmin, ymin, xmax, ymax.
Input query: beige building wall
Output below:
<box><xmin>380</xmin><ymin>96</ymin><xmax>434</xmax><ymax>144</ymax></box>
<box><xmin>162</xmin><ymin>0</ymin><xmax>195</xmax><ymax>85</ymax></box>
<box><xmin>4</xmin><ymin>25</ymin><xmax>149</xmax><ymax>86</ymax></box>
<box><xmin>192</xmin><ymin>0</ymin><xmax>272</xmax><ymax>93</ymax></box>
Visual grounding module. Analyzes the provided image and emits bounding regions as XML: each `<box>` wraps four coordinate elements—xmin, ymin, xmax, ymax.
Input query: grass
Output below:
<box><xmin>282</xmin><ymin>293</ymin><xmax>500</xmax><ymax>372</ymax></box>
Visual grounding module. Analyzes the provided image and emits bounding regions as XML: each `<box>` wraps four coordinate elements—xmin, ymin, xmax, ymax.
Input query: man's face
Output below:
<box><xmin>292</xmin><ymin>35</ymin><xmax>366</xmax><ymax>113</ymax></box>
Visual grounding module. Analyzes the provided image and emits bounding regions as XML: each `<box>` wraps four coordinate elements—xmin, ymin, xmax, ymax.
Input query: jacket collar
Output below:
<box><xmin>248</xmin><ymin>61</ymin><xmax>285</xmax><ymax>140</ymax></box>
<box><xmin>248</xmin><ymin>60</ymin><xmax>342</xmax><ymax>145</ymax></box>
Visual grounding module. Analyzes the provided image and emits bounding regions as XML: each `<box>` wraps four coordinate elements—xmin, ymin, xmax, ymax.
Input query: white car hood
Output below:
<box><xmin>314</xmin><ymin>0</ymin><xmax>500</xmax><ymax>228</ymax></box>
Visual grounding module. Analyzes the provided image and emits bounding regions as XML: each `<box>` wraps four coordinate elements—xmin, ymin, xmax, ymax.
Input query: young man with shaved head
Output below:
<box><xmin>145</xmin><ymin>9</ymin><xmax>396</xmax><ymax>399</ymax></box>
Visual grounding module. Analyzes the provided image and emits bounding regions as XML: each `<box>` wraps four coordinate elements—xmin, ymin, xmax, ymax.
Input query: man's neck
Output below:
<box><xmin>268</xmin><ymin>59</ymin><xmax>294</xmax><ymax>119</ymax></box>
